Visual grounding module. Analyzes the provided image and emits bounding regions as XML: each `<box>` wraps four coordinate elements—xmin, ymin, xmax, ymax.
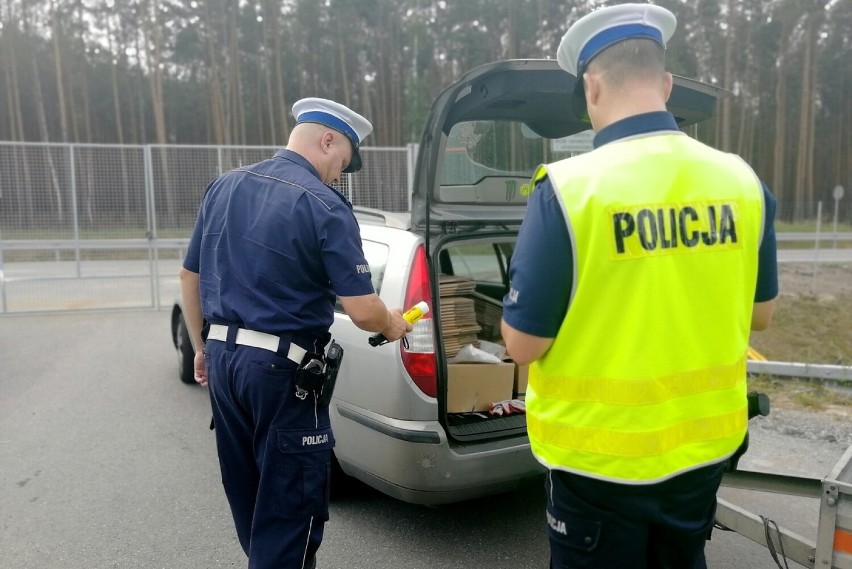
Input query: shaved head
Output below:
<box><xmin>587</xmin><ymin>38</ymin><xmax>666</xmax><ymax>91</ymax></box>
<box><xmin>290</xmin><ymin>121</ymin><xmax>330</xmax><ymax>142</ymax></box>
<box><xmin>286</xmin><ymin>122</ymin><xmax>353</xmax><ymax>185</ymax></box>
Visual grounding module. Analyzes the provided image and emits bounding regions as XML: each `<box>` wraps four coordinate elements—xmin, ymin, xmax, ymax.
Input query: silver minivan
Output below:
<box><xmin>172</xmin><ymin>59</ymin><xmax>722</xmax><ymax>505</ymax></box>
<box><xmin>324</xmin><ymin>59</ymin><xmax>723</xmax><ymax>505</ymax></box>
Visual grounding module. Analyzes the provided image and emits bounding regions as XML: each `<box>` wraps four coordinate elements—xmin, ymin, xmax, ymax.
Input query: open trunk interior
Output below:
<box><xmin>435</xmin><ymin>237</ymin><xmax>529</xmax><ymax>442</ymax></box>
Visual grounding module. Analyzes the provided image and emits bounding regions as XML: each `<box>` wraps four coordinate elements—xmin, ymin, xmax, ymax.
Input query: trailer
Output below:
<box><xmin>717</xmin><ymin>430</ymin><xmax>852</xmax><ymax>568</ymax></box>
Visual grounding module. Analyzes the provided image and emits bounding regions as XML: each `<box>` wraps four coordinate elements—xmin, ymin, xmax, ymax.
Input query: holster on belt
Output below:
<box><xmin>295</xmin><ymin>340</ymin><xmax>345</xmax><ymax>407</ymax></box>
<box><xmin>319</xmin><ymin>341</ymin><xmax>344</xmax><ymax>407</ymax></box>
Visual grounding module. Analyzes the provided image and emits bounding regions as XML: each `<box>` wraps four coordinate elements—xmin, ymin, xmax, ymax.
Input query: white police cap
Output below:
<box><xmin>292</xmin><ymin>97</ymin><xmax>373</xmax><ymax>173</ymax></box>
<box><xmin>556</xmin><ymin>3</ymin><xmax>676</xmax><ymax>77</ymax></box>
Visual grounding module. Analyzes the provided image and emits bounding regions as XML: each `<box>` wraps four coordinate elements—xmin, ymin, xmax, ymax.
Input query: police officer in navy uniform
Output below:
<box><xmin>501</xmin><ymin>4</ymin><xmax>778</xmax><ymax>568</ymax></box>
<box><xmin>180</xmin><ymin>98</ymin><xmax>411</xmax><ymax>569</ymax></box>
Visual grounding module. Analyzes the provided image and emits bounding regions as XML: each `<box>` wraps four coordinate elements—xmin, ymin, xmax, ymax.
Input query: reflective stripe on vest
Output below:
<box><xmin>526</xmin><ymin>131</ymin><xmax>764</xmax><ymax>484</ymax></box>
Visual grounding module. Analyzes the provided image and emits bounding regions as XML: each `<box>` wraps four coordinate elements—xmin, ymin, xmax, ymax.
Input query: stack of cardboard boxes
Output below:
<box><xmin>437</xmin><ymin>275</ymin><xmax>481</xmax><ymax>358</ymax></box>
<box><xmin>471</xmin><ymin>292</ymin><xmax>503</xmax><ymax>342</ymax></box>
<box><xmin>441</xmin><ymin>276</ymin><xmax>527</xmax><ymax>414</ymax></box>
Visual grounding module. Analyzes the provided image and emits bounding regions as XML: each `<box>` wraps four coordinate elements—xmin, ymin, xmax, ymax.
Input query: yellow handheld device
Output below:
<box><xmin>368</xmin><ymin>301</ymin><xmax>430</xmax><ymax>347</ymax></box>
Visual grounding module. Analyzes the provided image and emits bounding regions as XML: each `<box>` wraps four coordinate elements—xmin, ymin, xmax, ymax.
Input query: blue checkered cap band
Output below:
<box><xmin>557</xmin><ymin>3</ymin><xmax>676</xmax><ymax>76</ymax></box>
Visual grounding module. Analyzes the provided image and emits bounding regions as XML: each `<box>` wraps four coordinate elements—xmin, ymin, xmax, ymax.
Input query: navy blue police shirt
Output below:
<box><xmin>183</xmin><ymin>149</ymin><xmax>375</xmax><ymax>344</ymax></box>
<box><xmin>503</xmin><ymin>111</ymin><xmax>779</xmax><ymax>338</ymax></box>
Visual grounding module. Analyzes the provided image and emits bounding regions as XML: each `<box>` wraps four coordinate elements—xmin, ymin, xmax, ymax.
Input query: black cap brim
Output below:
<box><xmin>342</xmin><ymin>148</ymin><xmax>362</xmax><ymax>173</ymax></box>
<box><xmin>570</xmin><ymin>74</ymin><xmax>591</xmax><ymax>124</ymax></box>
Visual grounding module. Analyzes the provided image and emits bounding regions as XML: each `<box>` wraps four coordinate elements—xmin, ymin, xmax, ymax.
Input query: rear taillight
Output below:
<box><xmin>400</xmin><ymin>244</ymin><xmax>437</xmax><ymax>397</ymax></box>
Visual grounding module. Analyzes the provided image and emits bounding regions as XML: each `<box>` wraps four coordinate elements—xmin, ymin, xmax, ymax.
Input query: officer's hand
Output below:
<box><xmin>194</xmin><ymin>350</ymin><xmax>208</xmax><ymax>388</ymax></box>
<box><xmin>381</xmin><ymin>308</ymin><xmax>413</xmax><ymax>342</ymax></box>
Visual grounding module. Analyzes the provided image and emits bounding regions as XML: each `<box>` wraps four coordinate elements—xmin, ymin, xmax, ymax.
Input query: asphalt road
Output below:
<box><xmin>1</xmin><ymin>310</ymin><xmax>847</xmax><ymax>568</ymax></box>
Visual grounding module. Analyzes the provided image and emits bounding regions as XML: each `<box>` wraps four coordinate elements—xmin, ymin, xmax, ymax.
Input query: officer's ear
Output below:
<box><xmin>320</xmin><ymin>131</ymin><xmax>335</xmax><ymax>154</ymax></box>
<box><xmin>584</xmin><ymin>72</ymin><xmax>602</xmax><ymax>108</ymax></box>
<box><xmin>662</xmin><ymin>71</ymin><xmax>673</xmax><ymax>103</ymax></box>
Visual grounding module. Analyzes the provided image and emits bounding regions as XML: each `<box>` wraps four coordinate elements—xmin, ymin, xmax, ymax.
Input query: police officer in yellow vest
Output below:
<box><xmin>501</xmin><ymin>4</ymin><xmax>778</xmax><ymax>568</ymax></box>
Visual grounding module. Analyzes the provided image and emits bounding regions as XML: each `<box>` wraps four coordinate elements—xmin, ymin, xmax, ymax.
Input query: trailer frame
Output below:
<box><xmin>717</xmin><ymin>444</ymin><xmax>852</xmax><ymax>568</ymax></box>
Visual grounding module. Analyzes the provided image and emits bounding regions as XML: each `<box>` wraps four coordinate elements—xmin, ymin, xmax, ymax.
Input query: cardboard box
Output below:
<box><xmin>514</xmin><ymin>363</ymin><xmax>529</xmax><ymax>400</ymax></box>
<box><xmin>447</xmin><ymin>362</ymin><xmax>514</xmax><ymax>413</ymax></box>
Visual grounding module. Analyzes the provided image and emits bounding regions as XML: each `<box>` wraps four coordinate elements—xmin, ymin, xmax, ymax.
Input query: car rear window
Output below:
<box><xmin>361</xmin><ymin>239</ymin><xmax>389</xmax><ymax>293</ymax></box>
<box><xmin>335</xmin><ymin>239</ymin><xmax>389</xmax><ymax>313</ymax></box>
<box><xmin>443</xmin><ymin>242</ymin><xmax>514</xmax><ymax>286</ymax></box>
<box><xmin>441</xmin><ymin>120</ymin><xmax>593</xmax><ymax>188</ymax></box>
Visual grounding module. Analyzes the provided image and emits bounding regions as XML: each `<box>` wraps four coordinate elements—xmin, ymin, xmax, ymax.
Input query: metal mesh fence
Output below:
<box><xmin>0</xmin><ymin>142</ymin><xmax>413</xmax><ymax>314</ymax></box>
<box><xmin>77</xmin><ymin>146</ymin><xmax>150</xmax><ymax>235</ymax></box>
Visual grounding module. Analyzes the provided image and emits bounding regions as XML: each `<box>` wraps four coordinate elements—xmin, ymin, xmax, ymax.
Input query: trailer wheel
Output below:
<box><xmin>176</xmin><ymin>312</ymin><xmax>196</xmax><ymax>385</ymax></box>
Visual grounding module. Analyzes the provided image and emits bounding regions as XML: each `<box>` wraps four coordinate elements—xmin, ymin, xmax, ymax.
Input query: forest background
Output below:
<box><xmin>0</xmin><ymin>0</ymin><xmax>850</xmax><ymax>223</ymax></box>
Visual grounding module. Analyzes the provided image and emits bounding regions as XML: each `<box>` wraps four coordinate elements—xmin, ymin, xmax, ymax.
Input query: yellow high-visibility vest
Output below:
<box><xmin>526</xmin><ymin>131</ymin><xmax>764</xmax><ymax>484</ymax></box>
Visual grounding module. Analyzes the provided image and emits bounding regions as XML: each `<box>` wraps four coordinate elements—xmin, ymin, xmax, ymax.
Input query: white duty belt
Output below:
<box><xmin>206</xmin><ymin>324</ymin><xmax>307</xmax><ymax>364</ymax></box>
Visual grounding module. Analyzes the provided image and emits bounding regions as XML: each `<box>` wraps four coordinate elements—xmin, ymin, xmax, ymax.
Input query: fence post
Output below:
<box><xmin>833</xmin><ymin>185</ymin><xmax>844</xmax><ymax>249</ymax></box>
<box><xmin>0</xmin><ymin>229</ymin><xmax>6</xmax><ymax>314</ymax></box>
<box><xmin>811</xmin><ymin>201</ymin><xmax>822</xmax><ymax>295</ymax></box>
<box><xmin>69</xmin><ymin>144</ymin><xmax>82</xmax><ymax>277</ymax></box>
<box><xmin>144</xmin><ymin>146</ymin><xmax>159</xmax><ymax>309</ymax></box>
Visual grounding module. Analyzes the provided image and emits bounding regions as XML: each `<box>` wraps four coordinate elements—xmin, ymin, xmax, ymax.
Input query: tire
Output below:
<box><xmin>175</xmin><ymin>313</ymin><xmax>196</xmax><ymax>385</ymax></box>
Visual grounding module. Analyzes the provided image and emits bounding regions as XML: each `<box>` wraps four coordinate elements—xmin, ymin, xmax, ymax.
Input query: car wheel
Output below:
<box><xmin>176</xmin><ymin>313</ymin><xmax>196</xmax><ymax>385</ymax></box>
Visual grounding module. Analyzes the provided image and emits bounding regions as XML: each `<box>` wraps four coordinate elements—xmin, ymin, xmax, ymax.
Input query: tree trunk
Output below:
<box><xmin>144</xmin><ymin>0</ymin><xmax>174</xmax><ymax>227</ymax></box>
<box><xmin>77</xmin><ymin>7</ymin><xmax>95</xmax><ymax>227</ymax></box>
<box><xmin>268</xmin><ymin>0</ymin><xmax>289</xmax><ymax>142</ymax></box>
<box><xmin>144</xmin><ymin>0</ymin><xmax>167</xmax><ymax>145</ymax></box>
<box><xmin>32</xmin><ymin>55</ymin><xmax>65</xmax><ymax>223</ymax></box>
<box><xmin>772</xmin><ymin>57</ymin><xmax>787</xmax><ymax>218</ymax></box>
<box><xmin>805</xmin><ymin>15</ymin><xmax>819</xmax><ymax>220</ymax></box>
<box><xmin>794</xmin><ymin>15</ymin><xmax>814</xmax><ymax>220</ymax></box>
<box><xmin>70</xmin><ymin>0</ymin><xmax>90</xmax><ymax>145</ymax></box>
<box><xmin>388</xmin><ymin>9</ymin><xmax>401</xmax><ymax>146</ymax></box>
<box><xmin>255</xmin><ymin>61</ymin><xmax>265</xmax><ymax>145</ymax></box>
<box><xmin>735</xmin><ymin>12</ymin><xmax>755</xmax><ymax>163</ymax></box>
<box><xmin>845</xmin><ymin>93</ymin><xmax>852</xmax><ymax>222</ymax></box>
<box><xmin>2</xmin><ymin>8</ymin><xmax>35</xmax><ymax>223</ymax></box>
<box><xmin>50</xmin><ymin>0</ymin><xmax>70</xmax><ymax>142</ymax></box>
<box><xmin>104</xmin><ymin>10</ymin><xmax>133</xmax><ymax>221</ymax></box>
<box><xmin>719</xmin><ymin>0</ymin><xmax>735</xmax><ymax>152</ymax></box>
<box><xmin>261</xmin><ymin>3</ymin><xmax>277</xmax><ymax>145</ymax></box>
<box><xmin>227</xmin><ymin>1</ymin><xmax>245</xmax><ymax>145</ymax></box>
<box><xmin>838</xmin><ymin>74</ymin><xmax>850</xmax><ymax>195</ymax></box>
<box><xmin>132</xmin><ymin>30</ymin><xmax>147</xmax><ymax>144</ymax></box>
<box><xmin>204</xmin><ymin>0</ymin><xmax>228</xmax><ymax>144</ymax></box>
<box><xmin>374</xmin><ymin>4</ymin><xmax>389</xmax><ymax>145</ymax></box>
<box><xmin>336</xmin><ymin>15</ymin><xmax>351</xmax><ymax>107</ymax></box>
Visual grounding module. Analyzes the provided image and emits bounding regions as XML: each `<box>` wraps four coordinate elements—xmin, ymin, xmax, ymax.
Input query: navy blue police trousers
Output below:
<box><xmin>545</xmin><ymin>461</ymin><xmax>726</xmax><ymax>569</ymax></box>
<box><xmin>205</xmin><ymin>338</ymin><xmax>333</xmax><ymax>569</ymax></box>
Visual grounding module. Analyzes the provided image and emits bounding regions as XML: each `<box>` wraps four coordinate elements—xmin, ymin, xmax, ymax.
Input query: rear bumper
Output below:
<box><xmin>331</xmin><ymin>403</ymin><xmax>544</xmax><ymax>505</ymax></box>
